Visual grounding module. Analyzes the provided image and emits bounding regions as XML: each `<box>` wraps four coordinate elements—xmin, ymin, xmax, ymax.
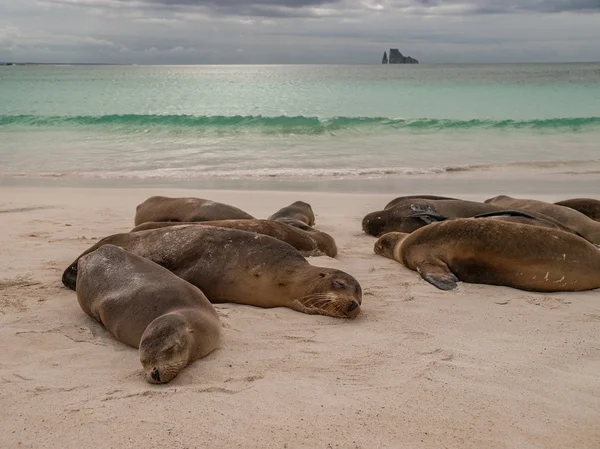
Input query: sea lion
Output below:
<box><xmin>268</xmin><ymin>201</ymin><xmax>316</xmax><ymax>229</ymax></box>
<box><xmin>76</xmin><ymin>245</ymin><xmax>221</xmax><ymax>384</ymax></box>
<box><xmin>404</xmin><ymin>209</ymin><xmax>572</xmax><ymax>232</ymax></box>
<box><xmin>362</xmin><ymin>198</ymin><xmax>503</xmax><ymax>237</ymax></box>
<box><xmin>471</xmin><ymin>210</ymin><xmax>573</xmax><ymax>232</ymax></box>
<box><xmin>134</xmin><ymin>196</ymin><xmax>254</xmax><ymax>226</ymax></box>
<box><xmin>485</xmin><ymin>195</ymin><xmax>600</xmax><ymax>244</ymax></box>
<box><xmin>63</xmin><ymin>226</ymin><xmax>362</xmax><ymax>319</ymax></box>
<box><xmin>384</xmin><ymin>195</ymin><xmax>459</xmax><ymax>210</ymax></box>
<box><xmin>130</xmin><ymin>219</ymin><xmax>337</xmax><ymax>257</ymax></box>
<box><xmin>554</xmin><ymin>198</ymin><xmax>600</xmax><ymax>222</ymax></box>
<box><xmin>374</xmin><ymin>219</ymin><xmax>600</xmax><ymax>292</ymax></box>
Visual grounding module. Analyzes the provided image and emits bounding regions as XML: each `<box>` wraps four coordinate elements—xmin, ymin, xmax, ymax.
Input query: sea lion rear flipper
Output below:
<box><xmin>417</xmin><ymin>261</ymin><xmax>458</xmax><ymax>291</ymax></box>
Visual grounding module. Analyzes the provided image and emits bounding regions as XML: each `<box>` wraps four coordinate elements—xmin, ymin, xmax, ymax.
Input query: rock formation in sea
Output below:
<box><xmin>382</xmin><ymin>51</ymin><xmax>388</xmax><ymax>64</ymax></box>
<box><xmin>385</xmin><ymin>49</ymin><xmax>418</xmax><ymax>64</ymax></box>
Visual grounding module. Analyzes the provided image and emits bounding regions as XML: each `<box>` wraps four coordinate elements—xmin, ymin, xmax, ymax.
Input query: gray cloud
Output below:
<box><xmin>404</xmin><ymin>0</ymin><xmax>600</xmax><ymax>14</ymax></box>
<box><xmin>36</xmin><ymin>0</ymin><xmax>600</xmax><ymax>20</ymax></box>
<box><xmin>1</xmin><ymin>0</ymin><xmax>599</xmax><ymax>63</ymax></box>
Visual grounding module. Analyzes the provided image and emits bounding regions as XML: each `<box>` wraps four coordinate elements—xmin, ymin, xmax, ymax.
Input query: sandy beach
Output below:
<box><xmin>1</xmin><ymin>186</ymin><xmax>599</xmax><ymax>449</ymax></box>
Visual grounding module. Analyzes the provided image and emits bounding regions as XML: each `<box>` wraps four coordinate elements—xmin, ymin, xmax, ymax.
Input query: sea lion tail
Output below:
<box><xmin>62</xmin><ymin>263</ymin><xmax>78</xmax><ymax>291</ymax></box>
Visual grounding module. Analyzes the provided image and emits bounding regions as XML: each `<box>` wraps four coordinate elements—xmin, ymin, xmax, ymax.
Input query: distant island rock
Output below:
<box><xmin>382</xmin><ymin>49</ymin><xmax>418</xmax><ymax>64</ymax></box>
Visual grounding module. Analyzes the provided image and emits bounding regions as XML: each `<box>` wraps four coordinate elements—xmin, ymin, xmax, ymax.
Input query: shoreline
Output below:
<box><xmin>1</xmin><ymin>170</ymin><xmax>599</xmax><ymax>196</ymax></box>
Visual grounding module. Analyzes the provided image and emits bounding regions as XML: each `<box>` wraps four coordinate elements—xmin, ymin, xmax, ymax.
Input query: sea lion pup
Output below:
<box><xmin>63</xmin><ymin>226</ymin><xmax>361</xmax><ymax>319</ymax></box>
<box><xmin>130</xmin><ymin>219</ymin><xmax>337</xmax><ymax>257</ymax></box>
<box><xmin>485</xmin><ymin>195</ymin><xmax>600</xmax><ymax>245</ymax></box>
<box><xmin>373</xmin><ymin>219</ymin><xmax>600</xmax><ymax>292</ymax></box>
<box><xmin>384</xmin><ymin>195</ymin><xmax>459</xmax><ymax>210</ymax></box>
<box><xmin>362</xmin><ymin>198</ymin><xmax>503</xmax><ymax>237</ymax></box>
<box><xmin>555</xmin><ymin>198</ymin><xmax>600</xmax><ymax>222</ymax></box>
<box><xmin>268</xmin><ymin>201</ymin><xmax>316</xmax><ymax>228</ymax></box>
<box><xmin>134</xmin><ymin>196</ymin><xmax>254</xmax><ymax>226</ymax></box>
<box><xmin>76</xmin><ymin>245</ymin><xmax>220</xmax><ymax>384</ymax></box>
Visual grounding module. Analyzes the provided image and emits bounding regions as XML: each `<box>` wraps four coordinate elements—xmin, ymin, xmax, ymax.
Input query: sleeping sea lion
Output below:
<box><xmin>374</xmin><ymin>219</ymin><xmax>600</xmax><ymax>292</ymax></box>
<box><xmin>268</xmin><ymin>201</ymin><xmax>316</xmax><ymax>229</ymax></box>
<box><xmin>384</xmin><ymin>195</ymin><xmax>459</xmax><ymax>210</ymax></box>
<box><xmin>63</xmin><ymin>226</ymin><xmax>362</xmax><ymax>319</ymax></box>
<box><xmin>554</xmin><ymin>198</ymin><xmax>600</xmax><ymax>222</ymax></box>
<box><xmin>362</xmin><ymin>198</ymin><xmax>503</xmax><ymax>237</ymax></box>
<box><xmin>76</xmin><ymin>245</ymin><xmax>221</xmax><ymax>384</ymax></box>
<box><xmin>134</xmin><ymin>196</ymin><xmax>253</xmax><ymax>226</ymax></box>
<box><xmin>485</xmin><ymin>195</ymin><xmax>600</xmax><ymax>244</ymax></box>
<box><xmin>130</xmin><ymin>219</ymin><xmax>337</xmax><ymax>257</ymax></box>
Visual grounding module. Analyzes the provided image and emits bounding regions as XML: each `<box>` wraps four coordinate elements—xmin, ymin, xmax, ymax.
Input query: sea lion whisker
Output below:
<box><xmin>303</xmin><ymin>297</ymin><xmax>332</xmax><ymax>308</ymax></box>
<box><xmin>300</xmin><ymin>294</ymin><xmax>333</xmax><ymax>304</ymax></box>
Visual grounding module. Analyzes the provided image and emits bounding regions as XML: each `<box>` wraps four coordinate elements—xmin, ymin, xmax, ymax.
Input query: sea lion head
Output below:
<box><xmin>301</xmin><ymin>269</ymin><xmax>362</xmax><ymax>319</ymax></box>
<box><xmin>275</xmin><ymin>217</ymin><xmax>314</xmax><ymax>231</ymax></box>
<box><xmin>484</xmin><ymin>195</ymin><xmax>511</xmax><ymax>204</ymax></box>
<box><xmin>140</xmin><ymin>313</ymin><xmax>194</xmax><ymax>384</ymax></box>
<box><xmin>374</xmin><ymin>232</ymin><xmax>407</xmax><ymax>260</ymax></box>
<box><xmin>362</xmin><ymin>210</ymin><xmax>425</xmax><ymax>237</ymax></box>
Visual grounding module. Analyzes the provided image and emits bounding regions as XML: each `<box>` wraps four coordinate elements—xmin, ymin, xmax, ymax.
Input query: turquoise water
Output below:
<box><xmin>1</xmin><ymin>64</ymin><xmax>599</xmax><ymax>184</ymax></box>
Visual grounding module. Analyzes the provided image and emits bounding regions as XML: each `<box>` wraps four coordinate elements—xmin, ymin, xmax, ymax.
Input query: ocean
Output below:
<box><xmin>1</xmin><ymin>63</ymin><xmax>599</xmax><ymax>193</ymax></box>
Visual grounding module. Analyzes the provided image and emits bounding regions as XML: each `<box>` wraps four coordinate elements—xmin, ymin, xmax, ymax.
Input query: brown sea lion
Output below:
<box><xmin>554</xmin><ymin>198</ymin><xmax>600</xmax><ymax>222</ymax></box>
<box><xmin>384</xmin><ymin>195</ymin><xmax>459</xmax><ymax>210</ymax></box>
<box><xmin>268</xmin><ymin>201</ymin><xmax>316</xmax><ymax>229</ymax></box>
<box><xmin>470</xmin><ymin>210</ymin><xmax>573</xmax><ymax>232</ymax></box>
<box><xmin>374</xmin><ymin>219</ymin><xmax>600</xmax><ymax>292</ymax></box>
<box><xmin>134</xmin><ymin>196</ymin><xmax>254</xmax><ymax>226</ymax></box>
<box><xmin>485</xmin><ymin>195</ymin><xmax>600</xmax><ymax>244</ymax></box>
<box><xmin>403</xmin><ymin>209</ymin><xmax>572</xmax><ymax>232</ymax></box>
<box><xmin>76</xmin><ymin>245</ymin><xmax>221</xmax><ymax>384</ymax></box>
<box><xmin>63</xmin><ymin>226</ymin><xmax>362</xmax><ymax>319</ymax></box>
<box><xmin>362</xmin><ymin>198</ymin><xmax>503</xmax><ymax>237</ymax></box>
<box><xmin>130</xmin><ymin>219</ymin><xmax>337</xmax><ymax>257</ymax></box>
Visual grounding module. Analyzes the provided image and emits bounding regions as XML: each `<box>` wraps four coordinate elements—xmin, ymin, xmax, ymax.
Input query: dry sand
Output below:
<box><xmin>1</xmin><ymin>186</ymin><xmax>599</xmax><ymax>449</ymax></box>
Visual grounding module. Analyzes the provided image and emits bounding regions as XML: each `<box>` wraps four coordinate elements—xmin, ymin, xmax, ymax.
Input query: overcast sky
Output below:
<box><xmin>1</xmin><ymin>0</ymin><xmax>599</xmax><ymax>64</ymax></box>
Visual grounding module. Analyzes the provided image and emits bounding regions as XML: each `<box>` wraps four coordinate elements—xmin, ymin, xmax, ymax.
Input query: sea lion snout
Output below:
<box><xmin>151</xmin><ymin>367</ymin><xmax>161</xmax><ymax>383</ymax></box>
<box><xmin>362</xmin><ymin>213</ymin><xmax>385</xmax><ymax>236</ymax></box>
<box><xmin>347</xmin><ymin>301</ymin><xmax>359</xmax><ymax>312</ymax></box>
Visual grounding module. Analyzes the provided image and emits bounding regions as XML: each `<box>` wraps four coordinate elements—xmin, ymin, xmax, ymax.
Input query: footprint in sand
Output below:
<box><xmin>525</xmin><ymin>296</ymin><xmax>571</xmax><ymax>309</ymax></box>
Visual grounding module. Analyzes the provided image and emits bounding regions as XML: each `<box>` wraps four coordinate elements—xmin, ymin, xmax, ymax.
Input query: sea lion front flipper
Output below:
<box><xmin>417</xmin><ymin>261</ymin><xmax>458</xmax><ymax>291</ymax></box>
<box><xmin>408</xmin><ymin>204</ymin><xmax>448</xmax><ymax>224</ymax></box>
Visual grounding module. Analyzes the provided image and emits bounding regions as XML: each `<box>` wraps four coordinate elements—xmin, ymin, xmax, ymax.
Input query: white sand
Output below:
<box><xmin>1</xmin><ymin>186</ymin><xmax>599</xmax><ymax>449</ymax></box>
